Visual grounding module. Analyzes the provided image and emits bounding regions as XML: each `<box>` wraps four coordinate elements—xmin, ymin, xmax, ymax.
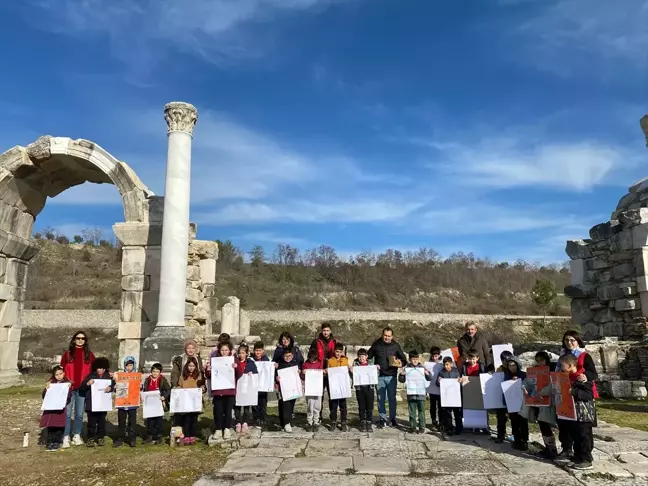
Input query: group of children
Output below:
<box><xmin>41</xmin><ymin>339</ymin><xmax>597</xmax><ymax>471</ymax></box>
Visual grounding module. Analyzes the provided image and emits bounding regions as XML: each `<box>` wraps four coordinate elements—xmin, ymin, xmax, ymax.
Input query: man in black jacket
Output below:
<box><xmin>367</xmin><ymin>327</ymin><xmax>407</xmax><ymax>428</ymax></box>
<box><xmin>457</xmin><ymin>322</ymin><xmax>491</xmax><ymax>367</ymax></box>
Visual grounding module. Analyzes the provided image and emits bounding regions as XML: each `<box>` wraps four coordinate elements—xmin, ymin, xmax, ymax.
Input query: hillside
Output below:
<box><xmin>24</xmin><ymin>237</ymin><xmax>571</xmax><ymax>315</ymax></box>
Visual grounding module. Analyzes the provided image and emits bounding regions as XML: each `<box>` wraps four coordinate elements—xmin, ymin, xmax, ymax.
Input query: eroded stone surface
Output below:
<box><xmin>411</xmin><ymin>458</ymin><xmax>510</xmax><ymax>475</ymax></box>
<box><xmin>353</xmin><ymin>456</ymin><xmax>411</xmax><ymax>475</ymax></box>
<box><xmin>280</xmin><ymin>475</ymin><xmax>376</xmax><ymax>486</ymax></box>
<box><xmin>488</xmin><ymin>475</ymin><xmax>582</xmax><ymax>486</ymax></box>
<box><xmin>220</xmin><ymin>457</ymin><xmax>284</xmax><ymax>474</ymax></box>
<box><xmin>277</xmin><ymin>456</ymin><xmax>353</xmax><ymax>474</ymax></box>
<box><xmin>194</xmin><ymin>474</ymin><xmax>281</xmax><ymax>486</ymax></box>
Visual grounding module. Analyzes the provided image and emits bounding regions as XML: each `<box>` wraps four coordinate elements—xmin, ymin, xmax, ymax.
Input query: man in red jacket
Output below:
<box><xmin>309</xmin><ymin>324</ymin><xmax>337</xmax><ymax>420</ymax></box>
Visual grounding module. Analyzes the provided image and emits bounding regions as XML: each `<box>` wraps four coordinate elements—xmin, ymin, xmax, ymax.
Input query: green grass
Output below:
<box><xmin>597</xmin><ymin>399</ymin><xmax>648</xmax><ymax>432</ymax></box>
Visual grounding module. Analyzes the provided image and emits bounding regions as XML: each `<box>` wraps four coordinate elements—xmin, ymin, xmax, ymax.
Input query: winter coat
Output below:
<box><xmin>142</xmin><ymin>375</ymin><xmax>171</xmax><ymax>411</ymax></box>
<box><xmin>235</xmin><ymin>358</ymin><xmax>259</xmax><ymax>383</ymax></box>
<box><xmin>302</xmin><ymin>359</ymin><xmax>323</xmax><ymax>377</ymax></box>
<box><xmin>79</xmin><ymin>371</ymin><xmax>114</xmax><ymax>412</ymax></box>
<box><xmin>60</xmin><ymin>348</ymin><xmax>96</xmax><ymax>391</ymax></box>
<box><xmin>171</xmin><ymin>353</ymin><xmax>204</xmax><ymax>388</ymax></box>
<box><xmin>310</xmin><ymin>334</ymin><xmax>337</xmax><ymax>368</ymax></box>
<box><xmin>367</xmin><ymin>338</ymin><xmax>407</xmax><ymax>377</ymax></box>
<box><xmin>272</xmin><ymin>343</ymin><xmax>304</xmax><ymax>366</ymax></box>
<box><xmin>555</xmin><ymin>350</ymin><xmax>599</xmax><ymax>399</ymax></box>
<box><xmin>40</xmin><ymin>379</ymin><xmax>72</xmax><ymax>428</ymax></box>
<box><xmin>457</xmin><ymin>331</ymin><xmax>491</xmax><ymax>366</ymax></box>
<box><xmin>398</xmin><ymin>363</ymin><xmax>431</xmax><ymax>401</ymax></box>
<box><xmin>436</xmin><ymin>367</ymin><xmax>461</xmax><ymax>388</ymax></box>
<box><xmin>327</xmin><ymin>356</ymin><xmax>349</xmax><ymax>368</ymax></box>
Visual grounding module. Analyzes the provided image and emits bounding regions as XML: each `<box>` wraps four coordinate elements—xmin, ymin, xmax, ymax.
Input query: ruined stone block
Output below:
<box><xmin>187</xmin><ymin>265</ymin><xmax>200</xmax><ymax>281</ymax></box>
<box><xmin>600</xmin><ymin>321</ymin><xmax>624</xmax><ymax>337</ymax></box>
<box><xmin>122</xmin><ymin>247</ymin><xmax>146</xmax><ymax>275</ymax></box>
<box><xmin>613</xmin><ymin>262</ymin><xmax>636</xmax><ymax>279</ymax></box>
<box><xmin>186</xmin><ymin>287</ymin><xmax>202</xmax><ymax>305</ymax></box>
<box><xmin>633</xmin><ymin>224</ymin><xmax>648</xmax><ymax>249</ymax></box>
<box><xmin>620</xmin><ymin>283</ymin><xmax>638</xmax><ymax>296</ymax></box>
<box><xmin>118</xmin><ymin>321</ymin><xmax>154</xmax><ymax>340</ymax></box>
<box><xmin>199</xmin><ymin>259</ymin><xmax>216</xmax><ymax>284</ymax></box>
<box><xmin>120</xmin><ymin>291</ymin><xmax>143</xmax><ymax>322</ymax></box>
<box><xmin>566</xmin><ymin>240</ymin><xmax>592</xmax><ymax>260</ymax></box>
<box><xmin>113</xmin><ymin>222</ymin><xmax>161</xmax><ymax>246</ymax></box>
<box><xmin>598</xmin><ymin>284</ymin><xmax>625</xmax><ymax>301</ymax></box>
<box><xmin>121</xmin><ymin>275</ymin><xmax>150</xmax><ymax>291</ymax></box>
<box><xmin>185</xmin><ymin>302</ymin><xmax>194</xmax><ymax>318</ymax></box>
<box><xmin>608</xmin><ymin>380</ymin><xmax>632</xmax><ymax>398</ymax></box>
<box><xmin>570</xmin><ymin>259</ymin><xmax>586</xmax><ymax>286</ymax></box>
<box><xmin>615</xmin><ymin>298</ymin><xmax>639</xmax><ymax>312</ymax></box>
<box><xmin>585</xmin><ymin>258</ymin><xmax>609</xmax><ymax>271</ymax></box>
<box><xmin>203</xmin><ymin>283</ymin><xmax>215</xmax><ymax>298</ymax></box>
<box><xmin>571</xmin><ymin>299</ymin><xmax>594</xmax><ymax>324</ymax></box>
<box><xmin>0</xmin><ymin>300</ymin><xmax>19</xmax><ymax>328</ymax></box>
<box><xmin>581</xmin><ymin>322</ymin><xmax>600</xmax><ymax>341</ymax></box>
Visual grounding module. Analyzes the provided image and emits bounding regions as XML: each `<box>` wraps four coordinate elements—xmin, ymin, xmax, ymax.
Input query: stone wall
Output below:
<box><xmin>566</xmin><ymin>183</ymin><xmax>648</xmax><ymax>341</ymax></box>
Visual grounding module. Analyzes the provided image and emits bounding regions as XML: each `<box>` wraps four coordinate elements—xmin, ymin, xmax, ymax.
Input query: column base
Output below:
<box><xmin>0</xmin><ymin>369</ymin><xmax>24</xmax><ymax>389</ymax></box>
<box><xmin>142</xmin><ymin>326</ymin><xmax>196</xmax><ymax>371</ymax></box>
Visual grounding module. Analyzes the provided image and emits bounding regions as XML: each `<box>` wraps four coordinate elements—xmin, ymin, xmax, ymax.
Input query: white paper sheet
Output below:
<box><xmin>492</xmin><ymin>344</ymin><xmax>514</xmax><ymax>370</ymax></box>
<box><xmin>236</xmin><ymin>373</ymin><xmax>259</xmax><ymax>406</ymax></box>
<box><xmin>352</xmin><ymin>365</ymin><xmax>379</xmax><ymax>387</ymax></box>
<box><xmin>501</xmin><ymin>379</ymin><xmax>524</xmax><ymax>413</ymax></box>
<box><xmin>170</xmin><ymin>388</ymin><xmax>203</xmax><ymax>413</ymax></box>
<box><xmin>41</xmin><ymin>383</ymin><xmax>70</xmax><ymax>411</ymax></box>
<box><xmin>141</xmin><ymin>391</ymin><xmax>165</xmax><ymax>418</ymax></box>
<box><xmin>481</xmin><ymin>372</ymin><xmax>506</xmax><ymax>409</ymax></box>
<box><xmin>424</xmin><ymin>362</ymin><xmax>443</xmax><ymax>395</ymax></box>
<box><xmin>328</xmin><ymin>366</ymin><xmax>352</xmax><ymax>399</ymax></box>
<box><xmin>211</xmin><ymin>356</ymin><xmax>235</xmax><ymax>391</ymax></box>
<box><xmin>304</xmin><ymin>369</ymin><xmax>324</xmax><ymax>396</ymax></box>
<box><xmin>463</xmin><ymin>409</ymin><xmax>489</xmax><ymax>428</ymax></box>
<box><xmin>405</xmin><ymin>368</ymin><xmax>427</xmax><ymax>396</ymax></box>
<box><xmin>440</xmin><ymin>349</ymin><xmax>457</xmax><ymax>367</ymax></box>
<box><xmin>91</xmin><ymin>379</ymin><xmax>113</xmax><ymax>412</ymax></box>
<box><xmin>256</xmin><ymin>361</ymin><xmax>276</xmax><ymax>393</ymax></box>
<box><xmin>278</xmin><ymin>366</ymin><xmax>303</xmax><ymax>401</ymax></box>
<box><xmin>440</xmin><ymin>378</ymin><xmax>462</xmax><ymax>408</ymax></box>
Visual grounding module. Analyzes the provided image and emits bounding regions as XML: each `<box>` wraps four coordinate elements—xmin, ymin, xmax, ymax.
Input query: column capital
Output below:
<box><xmin>164</xmin><ymin>102</ymin><xmax>198</xmax><ymax>136</ymax></box>
<box><xmin>641</xmin><ymin>114</ymin><xmax>648</xmax><ymax>148</ymax></box>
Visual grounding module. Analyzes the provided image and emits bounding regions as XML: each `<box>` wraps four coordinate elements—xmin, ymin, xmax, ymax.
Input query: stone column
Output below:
<box><xmin>142</xmin><ymin>102</ymin><xmax>198</xmax><ymax>368</ymax></box>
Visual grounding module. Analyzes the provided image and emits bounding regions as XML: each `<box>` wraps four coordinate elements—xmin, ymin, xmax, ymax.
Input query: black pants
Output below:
<box><xmin>213</xmin><ymin>395</ymin><xmax>235</xmax><ymax>432</ymax></box>
<box><xmin>429</xmin><ymin>394</ymin><xmax>441</xmax><ymax>424</ymax></box>
<box><xmin>329</xmin><ymin>398</ymin><xmax>348</xmax><ymax>423</ymax></box>
<box><xmin>279</xmin><ymin>399</ymin><xmax>296</xmax><ymax>426</ymax></box>
<box><xmin>117</xmin><ymin>408</ymin><xmax>137</xmax><ymax>440</ymax></box>
<box><xmin>440</xmin><ymin>407</ymin><xmax>462</xmax><ymax>433</ymax></box>
<box><xmin>87</xmin><ymin>411</ymin><xmax>107</xmax><ymax>439</ymax></box>
<box><xmin>510</xmin><ymin>412</ymin><xmax>529</xmax><ymax>444</ymax></box>
<box><xmin>356</xmin><ymin>387</ymin><xmax>374</xmax><ymax>422</ymax></box>
<box><xmin>235</xmin><ymin>406</ymin><xmax>252</xmax><ymax>424</ymax></box>
<box><xmin>146</xmin><ymin>417</ymin><xmax>164</xmax><ymax>439</ymax></box>
<box><xmin>567</xmin><ymin>421</ymin><xmax>593</xmax><ymax>463</ymax></box>
<box><xmin>539</xmin><ymin>421</ymin><xmax>554</xmax><ymax>437</ymax></box>
<box><xmin>496</xmin><ymin>408</ymin><xmax>508</xmax><ymax>439</ymax></box>
<box><xmin>47</xmin><ymin>427</ymin><xmax>64</xmax><ymax>445</ymax></box>
<box><xmin>182</xmin><ymin>413</ymin><xmax>198</xmax><ymax>437</ymax></box>
<box><xmin>557</xmin><ymin>419</ymin><xmax>572</xmax><ymax>452</ymax></box>
<box><xmin>253</xmin><ymin>392</ymin><xmax>268</xmax><ymax>422</ymax></box>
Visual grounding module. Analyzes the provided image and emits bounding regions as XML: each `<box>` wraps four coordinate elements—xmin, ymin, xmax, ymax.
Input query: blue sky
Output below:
<box><xmin>0</xmin><ymin>0</ymin><xmax>646</xmax><ymax>264</ymax></box>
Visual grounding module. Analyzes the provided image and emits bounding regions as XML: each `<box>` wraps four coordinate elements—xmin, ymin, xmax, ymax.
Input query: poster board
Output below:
<box><xmin>278</xmin><ymin>366</ymin><xmax>302</xmax><ymax>401</ymax></box>
<box><xmin>463</xmin><ymin>409</ymin><xmax>488</xmax><ymax>428</ymax></box>
<box><xmin>236</xmin><ymin>373</ymin><xmax>259</xmax><ymax>406</ymax></box>
<box><xmin>405</xmin><ymin>368</ymin><xmax>427</xmax><ymax>396</ymax></box>
<box><xmin>328</xmin><ymin>367</ymin><xmax>352</xmax><ymax>399</ymax></box>
<box><xmin>91</xmin><ymin>379</ymin><xmax>113</xmax><ymax>412</ymax></box>
<box><xmin>211</xmin><ymin>356</ymin><xmax>235</xmax><ymax>391</ymax></box>
<box><xmin>42</xmin><ymin>383</ymin><xmax>70</xmax><ymax>411</ymax></box>
<box><xmin>256</xmin><ymin>361</ymin><xmax>276</xmax><ymax>393</ymax></box>
<box><xmin>353</xmin><ymin>365</ymin><xmax>379</xmax><ymax>386</ymax></box>
<box><xmin>440</xmin><ymin>378</ymin><xmax>462</xmax><ymax>408</ymax></box>
<box><xmin>462</xmin><ymin>376</ymin><xmax>484</xmax><ymax>410</ymax></box>
<box><xmin>492</xmin><ymin>344</ymin><xmax>514</xmax><ymax>370</ymax></box>
<box><xmin>441</xmin><ymin>347</ymin><xmax>462</xmax><ymax>368</ymax></box>
<box><xmin>170</xmin><ymin>388</ymin><xmax>203</xmax><ymax>413</ymax></box>
<box><xmin>481</xmin><ymin>372</ymin><xmax>505</xmax><ymax>409</ymax></box>
<box><xmin>424</xmin><ymin>362</ymin><xmax>443</xmax><ymax>395</ymax></box>
<box><xmin>141</xmin><ymin>391</ymin><xmax>164</xmax><ymax>419</ymax></box>
<box><xmin>114</xmin><ymin>372</ymin><xmax>142</xmax><ymax>408</ymax></box>
<box><xmin>501</xmin><ymin>379</ymin><xmax>524</xmax><ymax>413</ymax></box>
<box><xmin>304</xmin><ymin>369</ymin><xmax>324</xmax><ymax>396</ymax></box>
<box><xmin>525</xmin><ymin>366</ymin><xmax>551</xmax><ymax>407</ymax></box>
<box><xmin>551</xmin><ymin>372</ymin><xmax>577</xmax><ymax>421</ymax></box>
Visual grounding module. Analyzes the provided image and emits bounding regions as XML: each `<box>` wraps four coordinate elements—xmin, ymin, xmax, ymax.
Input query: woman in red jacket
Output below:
<box><xmin>60</xmin><ymin>330</ymin><xmax>95</xmax><ymax>448</ymax></box>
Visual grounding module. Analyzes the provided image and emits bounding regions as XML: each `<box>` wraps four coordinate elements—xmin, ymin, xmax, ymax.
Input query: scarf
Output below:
<box><xmin>561</xmin><ymin>347</ymin><xmax>584</xmax><ymax>358</ymax></box>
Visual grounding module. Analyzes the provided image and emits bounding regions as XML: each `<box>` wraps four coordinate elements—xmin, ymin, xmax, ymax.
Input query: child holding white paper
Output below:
<box><xmin>353</xmin><ymin>348</ymin><xmax>376</xmax><ymax>433</ymax></box>
<box><xmin>436</xmin><ymin>357</ymin><xmax>462</xmax><ymax>436</ymax></box>
<box><xmin>503</xmin><ymin>355</ymin><xmax>529</xmax><ymax>451</ymax></box>
<box><xmin>302</xmin><ymin>348</ymin><xmax>323</xmax><ymax>432</ymax></box>
<box><xmin>79</xmin><ymin>357</ymin><xmax>113</xmax><ymax>447</ymax></box>
<box><xmin>399</xmin><ymin>351</ymin><xmax>432</xmax><ymax>434</ymax></box>
<box><xmin>211</xmin><ymin>343</ymin><xmax>237</xmax><ymax>440</ymax></box>
<box><xmin>494</xmin><ymin>349</ymin><xmax>514</xmax><ymax>443</ymax></box>
<box><xmin>252</xmin><ymin>341</ymin><xmax>270</xmax><ymax>429</ymax></box>
<box><xmin>41</xmin><ymin>365</ymin><xmax>72</xmax><ymax>452</ymax></box>
<box><xmin>234</xmin><ymin>344</ymin><xmax>258</xmax><ymax>435</ymax></box>
<box><xmin>177</xmin><ymin>357</ymin><xmax>204</xmax><ymax>445</ymax></box>
<box><xmin>427</xmin><ymin>346</ymin><xmax>442</xmax><ymax>430</ymax></box>
<box><xmin>142</xmin><ymin>363</ymin><xmax>171</xmax><ymax>444</ymax></box>
<box><xmin>276</xmin><ymin>349</ymin><xmax>300</xmax><ymax>432</ymax></box>
<box><xmin>327</xmin><ymin>343</ymin><xmax>351</xmax><ymax>432</ymax></box>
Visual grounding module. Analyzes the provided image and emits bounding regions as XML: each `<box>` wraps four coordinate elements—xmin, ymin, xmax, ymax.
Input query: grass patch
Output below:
<box><xmin>596</xmin><ymin>399</ymin><xmax>648</xmax><ymax>432</ymax></box>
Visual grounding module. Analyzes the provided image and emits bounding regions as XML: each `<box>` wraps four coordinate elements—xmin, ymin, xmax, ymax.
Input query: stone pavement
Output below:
<box><xmin>194</xmin><ymin>421</ymin><xmax>648</xmax><ymax>486</ymax></box>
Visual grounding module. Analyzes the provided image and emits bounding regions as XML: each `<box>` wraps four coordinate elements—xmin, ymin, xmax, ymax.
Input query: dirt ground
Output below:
<box><xmin>0</xmin><ymin>376</ymin><xmax>227</xmax><ymax>486</ymax></box>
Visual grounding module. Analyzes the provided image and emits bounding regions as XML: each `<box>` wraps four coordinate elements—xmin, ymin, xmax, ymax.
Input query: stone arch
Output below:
<box><xmin>0</xmin><ymin>135</ymin><xmax>162</xmax><ymax>387</ymax></box>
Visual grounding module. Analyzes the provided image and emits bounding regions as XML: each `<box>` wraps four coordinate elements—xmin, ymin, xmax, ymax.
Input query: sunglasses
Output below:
<box><xmin>75</xmin><ymin>336</ymin><xmax>87</xmax><ymax>341</ymax></box>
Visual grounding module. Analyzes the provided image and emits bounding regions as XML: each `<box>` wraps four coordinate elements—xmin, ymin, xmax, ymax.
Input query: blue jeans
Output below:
<box><xmin>377</xmin><ymin>375</ymin><xmax>398</xmax><ymax>422</ymax></box>
<box><xmin>64</xmin><ymin>389</ymin><xmax>85</xmax><ymax>437</ymax></box>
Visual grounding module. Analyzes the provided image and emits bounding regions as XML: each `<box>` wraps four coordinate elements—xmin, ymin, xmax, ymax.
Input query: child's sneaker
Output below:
<box><xmin>144</xmin><ymin>437</ymin><xmax>153</xmax><ymax>445</ymax></box>
<box><xmin>312</xmin><ymin>424</ymin><xmax>320</xmax><ymax>432</ymax></box>
<box><xmin>340</xmin><ymin>423</ymin><xmax>348</xmax><ymax>432</ymax></box>
<box><xmin>366</xmin><ymin>422</ymin><xmax>374</xmax><ymax>433</ymax></box>
<box><xmin>223</xmin><ymin>428</ymin><xmax>232</xmax><ymax>440</ymax></box>
<box><xmin>242</xmin><ymin>423</ymin><xmax>249</xmax><ymax>434</ymax></box>
<box><xmin>359</xmin><ymin>422</ymin><xmax>366</xmax><ymax>432</ymax></box>
<box><xmin>284</xmin><ymin>424</ymin><xmax>292</xmax><ymax>433</ymax></box>
<box><xmin>61</xmin><ymin>436</ymin><xmax>70</xmax><ymax>449</ymax></box>
<box><xmin>46</xmin><ymin>443</ymin><xmax>56</xmax><ymax>452</ymax></box>
<box><xmin>235</xmin><ymin>423</ymin><xmax>242</xmax><ymax>434</ymax></box>
<box><xmin>183</xmin><ymin>437</ymin><xmax>191</xmax><ymax>445</ymax></box>
<box><xmin>96</xmin><ymin>438</ymin><xmax>105</xmax><ymax>447</ymax></box>
<box><xmin>417</xmin><ymin>428</ymin><xmax>425</xmax><ymax>434</ymax></box>
<box><xmin>377</xmin><ymin>419</ymin><xmax>386</xmax><ymax>429</ymax></box>
<box><xmin>72</xmin><ymin>434</ymin><xmax>84</xmax><ymax>446</ymax></box>
<box><xmin>304</xmin><ymin>424</ymin><xmax>311</xmax><ymax>432</ymax></box>
<box><xmin>129</xmin><ymin>439</ymin><xmax>136</xmax><ymax>447</ymax></box>
<box><xmin>86</xmin><ymin>439</ymin><xmax>95</xmax><ymax>448</ymax></box>
<box><xmin>113</xmin><ymin>439</ymin><xmax>123</xmax><ymax>448</ymax></box>
<box><xmin>328</xmin><ymin>422</ymin><xmax>337</xmax><ymax>432</ymax></box>
<box><xmin>569</xmin><ymin>461</ymin><xmax>593</xmax><ymax>471</ymax></box>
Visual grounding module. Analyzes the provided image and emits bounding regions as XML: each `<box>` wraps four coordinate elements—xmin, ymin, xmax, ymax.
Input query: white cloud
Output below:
<box><xmin>506</xmin><ymin>0</ymin><xmax>648</xmax><ymax>77</ymax></box>
<box><xmin>195</xmin><ymin>199</ymin><xmax>422</xmax><ymax>225</ymax></box>
<box><xmin>235</xmin><ymin>232</ymin><xmax>311</xmax><ymax>246</ymax></box>
<box><xmin>27</xmin><ymin>0</ymin><xmax>356</xmax><ymax>72</ymax></box>
<box><xmin>428</xmin><ymin>138</ymin><xmax>633</xmax><ymax>191</ymax></box>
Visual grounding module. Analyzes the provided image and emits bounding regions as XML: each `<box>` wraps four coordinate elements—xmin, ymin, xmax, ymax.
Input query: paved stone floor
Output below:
<box><xmin>194</xmin><ymin>421</ymin><xmax>648</xmax><ymax>486</ymax></box>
